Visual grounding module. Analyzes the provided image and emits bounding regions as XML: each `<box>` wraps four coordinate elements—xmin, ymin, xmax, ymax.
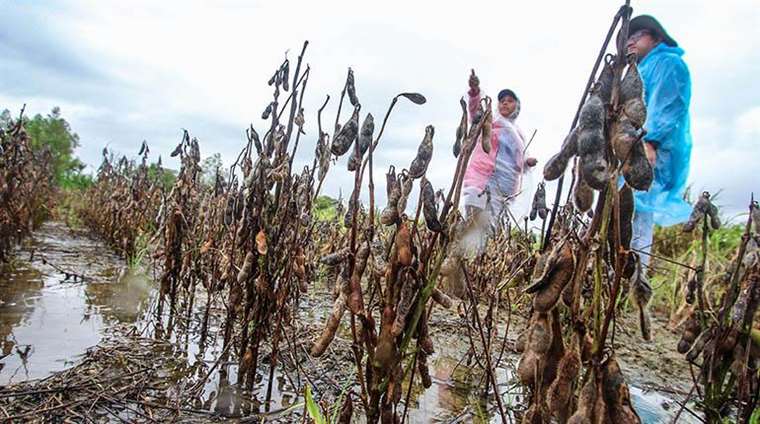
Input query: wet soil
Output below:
<box><xmin>0</xmin><ymin>222</ymin><xmax>701</xmax><ymax>422</ymax></box>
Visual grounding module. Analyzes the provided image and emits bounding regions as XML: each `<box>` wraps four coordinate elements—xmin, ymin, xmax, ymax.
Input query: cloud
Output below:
<box><xmin>1</xmin><ymin>0</ymin><xmax>758</xmax><ymax>218</ymax></box>
<box><xmin>736</xmin><ymin>106</ymin><xmax>760</xmax><ymax>139</ymax></box>
<box><xmin>0</xmin><ymin>4</ymin><xmax>103</xmax><ymax>82</ymax></box>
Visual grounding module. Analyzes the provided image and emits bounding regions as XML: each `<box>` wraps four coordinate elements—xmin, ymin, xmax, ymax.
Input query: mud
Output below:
<box><xmin>0</xmin><ymin>222</ymin><xmax>701</xmax><ymax>422</ymax></box>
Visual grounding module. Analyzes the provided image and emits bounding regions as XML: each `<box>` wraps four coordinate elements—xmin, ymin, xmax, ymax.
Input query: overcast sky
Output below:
<box><xmin>2</xmin><ymin>0</ymin><xmax>758</xmax><ymax>221</ymax></box>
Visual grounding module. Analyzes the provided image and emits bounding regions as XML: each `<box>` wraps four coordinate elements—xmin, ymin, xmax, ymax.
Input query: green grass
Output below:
<box><xmin>55</xmin><ymin>188</ymin><xmax>88</xmax><ymax>229</ymax></box>
<box><xmin>648</xmin><ymin>216</ymin><xmax>748</xmax><ymax>314</ymax></box>
<box><xmin>127</xmin><ymin>231</ymin><xmax>151</xmax><ymax>270</ymax></box>
<box><xmin>314</xmin><ymin>195</ymin><xmax>339</xmax><ymax>222</ymax></box>
<box><xmin>59</xmin><ymin>172</ymin><xmax>94</xmax><ymax>191</ymax></box>
<box><xmin>305</xmin><ymin>385</ymin><xmax>327</xmax><ymax>424</ymax></box>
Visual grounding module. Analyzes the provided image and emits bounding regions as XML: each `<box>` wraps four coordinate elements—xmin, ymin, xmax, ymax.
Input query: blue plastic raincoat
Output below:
<box><xmin>635</xmin><ymin>42</ymin><xmax>693</xmax><ymax>226</ymax></box>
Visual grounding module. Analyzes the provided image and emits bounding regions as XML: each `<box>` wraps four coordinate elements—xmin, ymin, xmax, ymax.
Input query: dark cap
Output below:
<box><xmin>497</xmin><ymin>89</ymin><xmax>518</xmax><ymax>102</ymax></box>
<box><xmin>629</xmin><ymin>15</ymin><xmax>677</xmax><ymax>47</ymax></box>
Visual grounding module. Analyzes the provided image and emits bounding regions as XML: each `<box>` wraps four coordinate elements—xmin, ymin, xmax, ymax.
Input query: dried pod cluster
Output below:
<box><xmin>79</xmin><ymin>142</ymin><xmax>164</xmax><ymax>259</ymax></box>
<box><xmin>518</xmin><ymin>237</ymin><xmax>577</xmax><ymax>423</ymax></box>
<box><xmin>453</xmin><ymin>97</ymin><xmax>468</xmax><ymax>158</ymax></box>
<box><xmin>409</xmin><ymin>125</ymin><xmax>434</xmax><ymax>179</ymax></box>
<box><xmin>308</xmin><ymin>68</ymin><xmax>511</xmax><ymax>423</ymax></box>
<box><xmin>77</xmin><ymin>45</ymin><xmax>337</xmax><ymax>401</ymax></box>
<box><xmin>0</xmin><ymin>114</ymin><xmax>55</xmax><ymax>262</ymax></box>
<box><xmin>331</xmin><ymin>107</ymin><xmax>360</xmax><ymax>156</ymax></box>
<box><xmin>529</xmin><ymin>182</ymin><xmax>549</xmax><ymax>221</ymax></box>
<box><xmin>518</xmin><ymin>230</ymin><xmax>644</xmax><ymax>424</ymax></box>
<box><xmin>526</xmin><ymin>239</ymin><xmax>575</xmax><ymax>312</ymax></box>
<box><xmin>524</xmin><ymin>20</ymin><xmax>666</xmax><ymax>424</ymax></box>
<box><xmin>683</xmin><ymin>191</ymin><xmax>721</xmax><ymax>232</ymax></box>
<box><xmin>630</xmin><ymin>256</ymin><xmax>653</xmax><ymax>341</ymax></box>
<box><xmin>543</xmin><ymin>52</ymin><xmax>652</xmax><ymax>215</ymax></box>
<box><xmin>674</xmin><ymin>198</ymin><xmax>760</xmax><ymax>421</ymax></box>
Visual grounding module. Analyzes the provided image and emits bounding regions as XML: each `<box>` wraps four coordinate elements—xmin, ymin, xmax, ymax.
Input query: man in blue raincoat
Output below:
<box><xmin>626</xmin><ymin>15</ymin><xmax>693</xmax><ymax>269</ymax></box>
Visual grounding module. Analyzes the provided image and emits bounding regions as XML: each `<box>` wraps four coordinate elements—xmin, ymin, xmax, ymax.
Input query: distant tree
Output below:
<box><xmin>200</xmin><ymin>153</ymin><xmax>224</xmax><ymax>187</ymax></box>
<box><xmin>147</xmin><ymin>163</ymin><xmax>177</xmax><ymax>191</ymax></box>
<box><xmin>2</xmin><ymin>107</ymin><xmax>87</xmax><ymax>187</ymax></box>
<box><xmin>62</xmin><ymin>172</ymin><xmax>94</xmax><ymax>190</ymax></box>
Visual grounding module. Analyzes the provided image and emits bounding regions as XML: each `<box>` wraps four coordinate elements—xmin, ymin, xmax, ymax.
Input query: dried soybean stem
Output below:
<box><xmin>460</xmin><ymin>264</ymin><xmax>508</xmax><ymax>424</ymax></box>
<box><xmin>544</xmin><ymin>4</ymin><xmax>627</xmax><ymax>251</ymax></box>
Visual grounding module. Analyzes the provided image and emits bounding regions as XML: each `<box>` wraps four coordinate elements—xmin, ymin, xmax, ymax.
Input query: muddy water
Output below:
<box><xmin>0</xmin><ymin>222</ymin><xmax>152</xmax><ymax>384</ymax></box>
<box><xmin>400</xmin><ymin>330</ymin><xmax>695</xmax><ymax>424</ymax></box>
<box><xmin>0</xmin><ymin>222</ymin><xmax>695</xmax><ymax>423</ymax></box>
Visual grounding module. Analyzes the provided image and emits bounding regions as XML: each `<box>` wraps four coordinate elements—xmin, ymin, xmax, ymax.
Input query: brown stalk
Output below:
<box><xmin>460</xmin><ymin>263</ymin><xmax>508</xmax><ymax>423</ymax></box>
<box><xmin>544</xmin><ymin>3</ymin><xmax>629</xmax><ymax>251</ymax></box>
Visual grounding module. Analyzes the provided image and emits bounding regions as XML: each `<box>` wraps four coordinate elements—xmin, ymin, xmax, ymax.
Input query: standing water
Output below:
<box><xmin>0</xmin><ymin>222</ymin><xmax>152</xmax><ymax>384</ymax></box>
<box><xmin>0</xmin><ymin>222</ymin><xmax>697</xmax><ymax>422</ymax></box>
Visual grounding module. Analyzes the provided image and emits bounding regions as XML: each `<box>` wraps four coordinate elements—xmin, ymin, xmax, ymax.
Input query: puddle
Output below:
<box><xmin>0</xmin><ymin>221</ymin><xmax>699</xmax><ymax>422</ymax></box>
<box><xmin>0</xmin><ymin>222</ymin><xmax>152</xmax><ymax>384</ymax></box>
<box><xmin>398</xmin><ymin>318</ymin><xmax>698</xmax><ymax>423</ymax></box>
<box><xmin>630</xmin><ymin>386</ymin><xmax>699</xmax><ymax>424</ymax></box>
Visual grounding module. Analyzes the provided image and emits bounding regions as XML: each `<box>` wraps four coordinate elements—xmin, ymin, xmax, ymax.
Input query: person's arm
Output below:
<box><xmin>644</xmin><ymin>56</ymin><xmax>690</xmax><ymax>152</ymax></box>
<box><xmin>643</xmin><ymin>142</ymin><xmax>657</xmax><ymax>166</ymax></box>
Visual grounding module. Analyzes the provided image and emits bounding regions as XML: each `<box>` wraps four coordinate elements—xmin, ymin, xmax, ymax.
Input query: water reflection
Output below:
<box><xmin>84</xmin><ymin>272</ymin><xmax>152</xmax><ymax>324</ymax></box>
<box><xmin>0</xmin><ymin>264</ymin><xmax>44</xmax><ymax>379</ymax></box>
<box><xmin>0</xmin><ymin>222</ymin><xmax>151</xmax><ymax>384</ymax></box>
<box><xmin>0</xmin><ymin>222</ymin><xmax>697</xmax><ymax>423</ymax></box>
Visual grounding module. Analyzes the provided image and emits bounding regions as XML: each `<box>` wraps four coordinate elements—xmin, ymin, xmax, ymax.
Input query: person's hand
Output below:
<box><xmin>525</xmin><ymin>157</ymin><xmax>538</xmax><ymax>167</ymax></box>
<box><xmin>643</xmin><ymin>141</ymin><xmax>657</xmax><ymax>166</ymax></box>
<box><xmin>468</xmin><ymin>69</ymin><xmax>480</xmax><ymax>91</ymax></box>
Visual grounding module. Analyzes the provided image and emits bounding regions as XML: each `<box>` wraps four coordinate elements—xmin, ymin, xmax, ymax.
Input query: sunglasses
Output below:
<box><xmin>628</xmin><ymin>29</ymin><xmax>653</xmax><ymax>43</ymax></box>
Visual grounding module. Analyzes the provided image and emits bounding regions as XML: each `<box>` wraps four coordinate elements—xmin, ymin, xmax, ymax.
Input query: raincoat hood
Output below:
<box><xmin>499</xmin><ymin>99</ymin><xmax>521</xmax><ymax>121</ymax></box>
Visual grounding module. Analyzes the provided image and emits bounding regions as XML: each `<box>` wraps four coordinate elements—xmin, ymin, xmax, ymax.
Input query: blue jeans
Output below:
<box><xmin>632</xmin><ymin>210</ymin><xmax>654</xmax><ymax>270</ymax></box>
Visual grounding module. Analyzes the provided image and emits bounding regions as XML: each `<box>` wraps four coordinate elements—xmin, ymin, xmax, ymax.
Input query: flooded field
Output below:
<box><xmin>2</xmin><ymin>7</ymin><xmax>758</xmax><ymax>419</ymax></box>
<box><xmin>0</xmin><ymin>222</ymin><xmax>152</xmax><ymax>384</ymax></box>
<box><xmin>0</xmin><ymin>221</ymin><xmax>700</xmax><ymax>423</ymax></box>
